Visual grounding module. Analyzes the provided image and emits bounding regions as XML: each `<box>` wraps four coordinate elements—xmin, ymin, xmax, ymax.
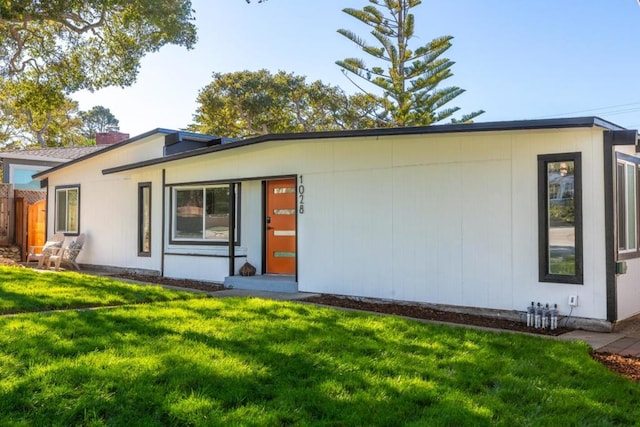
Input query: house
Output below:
<box><xmin>0</xmin><ymin>131</ymin><xmax>129</xmax><ymax>256</ymax></box>
<box><xmin>34</xmin><ymin>117</ymin><xmax>640</xmax><ymax>331</ymax></box>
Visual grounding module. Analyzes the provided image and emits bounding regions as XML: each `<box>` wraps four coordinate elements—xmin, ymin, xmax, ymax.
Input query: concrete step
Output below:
<box><xmin>224</xmin><ymin>274</ymin><xmax>297</xmax><ymax>293</ymax></box>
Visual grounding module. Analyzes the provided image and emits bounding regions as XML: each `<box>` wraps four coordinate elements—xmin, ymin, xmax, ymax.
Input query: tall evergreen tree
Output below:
<box><xmin>336</xmin><ymin>0</ymin><xmax>483</xmax><ymax>126</ymax></box>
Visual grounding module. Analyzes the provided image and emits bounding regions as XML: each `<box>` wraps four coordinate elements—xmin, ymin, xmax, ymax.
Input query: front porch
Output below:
<box><xmin>224</xmin><ymin>274</ymin><xmax>297</xmax><ymax>293</ymax></box>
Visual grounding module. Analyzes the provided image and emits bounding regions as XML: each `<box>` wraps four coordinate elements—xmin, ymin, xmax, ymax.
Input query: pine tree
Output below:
<box><xmin>336</xmin><ymin>0</ymin><xmax>483</xmax><ymax>126</ymax></box>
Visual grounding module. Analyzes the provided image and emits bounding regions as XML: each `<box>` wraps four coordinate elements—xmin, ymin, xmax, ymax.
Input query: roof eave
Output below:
<box><xmin>102</xmin><ymin>116</ymin><xmax>626</xmax><ymax>175</ymax></box>
<box><xmin>33</xmin><ymin>128</ymin><xmax>179</xmax><ymax>179</ymax></box>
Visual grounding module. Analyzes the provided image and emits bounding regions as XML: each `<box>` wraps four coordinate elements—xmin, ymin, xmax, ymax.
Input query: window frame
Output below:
<box><xmin>537</xmin><ymin>152</ymin><xmax>583</xmax><ymax>284</ymax></box>
<box><xmin>54</xmin><ymin>185</ymin><xmax>80</xmax><ymax>236</ymax></box>
<box><xmin>138</xmin><ymin>182</ymin><xmax>152</xmax><ymax>257</ymax></box>
<box><xmin>616</xmin><ymin>152</ymin><xmax>640</xmax><ymax>260</ymax></box>
<box><xmin>169</xmin><ymin>183</ymin><xmax>240</xmax><ymax>246</ymax></box>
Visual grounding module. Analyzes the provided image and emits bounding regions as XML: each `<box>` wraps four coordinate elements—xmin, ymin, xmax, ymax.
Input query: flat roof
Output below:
<box><xmin>31</xmin><ymin>116</ymin><xmax>633</xmax><ymax>179</ymax></box>
<box><xmin>100</xmin><ymin>116</ymin><xmax>631</xmax><ymax>175</ymax></box>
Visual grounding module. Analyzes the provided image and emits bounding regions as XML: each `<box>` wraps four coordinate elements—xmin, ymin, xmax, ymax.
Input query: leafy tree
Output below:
<box><xmin>0</xmin><ymin>0</ymin><xmax>198</xmax><ymax>92</ymax></box>
<box><xmin>0</xmin><ymin>78</ymin><xmax>84</xmax><ymax>148</ymax></box>
<box><xmin>336</xmin><ymin>0</ymin><xmax>483</xmax><ymax>126</ymax></box>
<box><xmin>189</xmin><ymin>70</ymin><xmax>379</xmax><ymax>138</ymax></box>
<box><xmin>79</xmin><ymin>106</ymin><xmax>120</xmax><ymax>139</ymax></box>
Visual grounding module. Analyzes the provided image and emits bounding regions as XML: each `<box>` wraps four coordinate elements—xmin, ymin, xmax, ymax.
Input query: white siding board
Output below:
<box><xmin>297</xmin><ymin>172</ymin><xmax>335</xmax><ymax>293</ymax></box>
<box><xmin>392</xmin><ymin>135</ymin><xmax>461</xmax><ymax>167</ymax></box>
<box><xmin>330</xmin><ymin>169</ymin><xmax>393</xmax><ymax>298</ymax></box>
<box><xmin>391</xmin><ymin>163</ymin><xmax>463</xmax><ymax>305</ymax></box>
<box><xmin>461</xmin><ymin>159</ymin><xmax>512</xmax><ymax>310</ymax></box>
<box><xmin>240</xmin><ymin>181</ymin><xmax>264</xmax><ymax>273</ymax></box>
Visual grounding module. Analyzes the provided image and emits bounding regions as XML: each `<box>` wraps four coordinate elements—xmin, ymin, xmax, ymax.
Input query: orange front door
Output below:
<box><xmin>266</xmin><ymin>179</ymin><xmax>296</xmax><ymax>274</ymax></box>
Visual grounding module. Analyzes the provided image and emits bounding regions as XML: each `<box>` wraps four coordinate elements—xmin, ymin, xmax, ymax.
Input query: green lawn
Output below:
<box><xmin>0</xmin><ymin>266</ymin><xmax>201</xmax><ymax>314</ymax></box>
<box><xmin>0</xmin><ymin>270</ymin><xmax>637</xmax><ymax>426</ymax></box>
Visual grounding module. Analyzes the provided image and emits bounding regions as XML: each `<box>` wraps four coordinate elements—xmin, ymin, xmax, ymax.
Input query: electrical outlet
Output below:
<box><xmin>568</xmin><ymin>295</ymin><xmax>578</xmax><ymax>307</ymax></box>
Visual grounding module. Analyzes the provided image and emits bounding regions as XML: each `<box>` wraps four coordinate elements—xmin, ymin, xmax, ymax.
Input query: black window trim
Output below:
<box><xmin>615</xmin><ymin>152</ymin><xmax>640</xmax><ymax>261</ymax></box>
<box><xmin>54</xmin><ymin>184</ymin><xmax>81</xmax><ymax>236</ymax></box>
<box><xmin>538</xmin><ymin>152</ymin><xmax>583</xmax><ymax>285</ymax></box>
<box><xmin>138</xmin><ymin>182</ymin><xmax>152</xmax><ymax>257</ymax></box>
<box><xmin>168</xmin><ymin>182</ymin><xmax>241</xmax><ymax>246</ymax></box>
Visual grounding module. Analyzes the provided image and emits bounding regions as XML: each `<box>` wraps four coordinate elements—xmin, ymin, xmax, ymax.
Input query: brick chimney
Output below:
<box><xmin>96</xmin><ymin>131</ymin><xmax>130</xmax><ymax>145</ymax></box>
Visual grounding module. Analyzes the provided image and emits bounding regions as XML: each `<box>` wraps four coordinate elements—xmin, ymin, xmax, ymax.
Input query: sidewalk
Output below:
<box><xmin>560</xmin><ymin>319</ymin><xmax>640</xmax><ymax>356</ymax></box>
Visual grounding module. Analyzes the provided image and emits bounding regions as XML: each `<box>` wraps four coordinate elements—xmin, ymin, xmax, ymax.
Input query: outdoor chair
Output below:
<box><xmin>47</xmin><ymin>233</ymin><xmax>86</xmax><ymax>271</ymax></box>
<box><xmin>26</xmin><ymin>233</ymin><xmax>65</xmax><ymax>268</ymax></box>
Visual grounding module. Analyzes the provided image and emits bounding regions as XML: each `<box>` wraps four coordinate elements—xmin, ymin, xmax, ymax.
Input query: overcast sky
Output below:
<box><xmin>72</xmin><ymin>0</ymin><xmax>640</xmax><ymax>136</ymax></box>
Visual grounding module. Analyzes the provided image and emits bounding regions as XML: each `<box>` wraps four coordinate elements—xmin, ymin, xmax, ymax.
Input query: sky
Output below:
<box><xmin>72</xmin><ymin>0</ymin><xmax>640</xmax><ymax>137</ymax></box>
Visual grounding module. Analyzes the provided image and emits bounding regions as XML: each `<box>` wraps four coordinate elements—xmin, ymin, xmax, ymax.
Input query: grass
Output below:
<box><xmin>0</xmin><ymin>273</ymin><xmax>637</xmax><ymax>426</ymax></box>
<box><xmin>0</xmin><ymin>266</ymin><xmax>201</xmax><ymax>314</ymax></box>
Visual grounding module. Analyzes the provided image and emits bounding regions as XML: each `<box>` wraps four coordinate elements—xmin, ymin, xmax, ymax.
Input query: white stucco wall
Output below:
<box><xmin>158</xmin><ymin>127</ymin><xmax>609</xmax><ymax>320</ymax></box>
<box><xmin>43</xmin><ymin>133</ymin><xmax>168</xmax><ymax>273</ymax></box>
<box><xmin>44</xmin><ymin>126</ymin><xmax>618</xmax><ymax>321</ymax></box>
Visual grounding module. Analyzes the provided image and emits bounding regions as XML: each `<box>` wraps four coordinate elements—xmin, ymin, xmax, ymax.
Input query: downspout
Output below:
<box><xmin>161</xmin><ymin>169</ymin><xmax>166</xmax><ymax>277</ymax></box>
<box><xmin>228</xmin><ymin>183</ymin><xmax>236</xmax><ymax>277</ymax></box>
<box><xmin>603</xmin><ymin>131</ymin><xmax>616</xmax><ymax>322</ymax></box>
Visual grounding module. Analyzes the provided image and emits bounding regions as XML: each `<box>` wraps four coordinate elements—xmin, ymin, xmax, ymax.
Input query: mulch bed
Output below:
<box><xmin>303</xmin><ymin>295</ymin><xmax>571</xmax><ymax>336</ymax></box>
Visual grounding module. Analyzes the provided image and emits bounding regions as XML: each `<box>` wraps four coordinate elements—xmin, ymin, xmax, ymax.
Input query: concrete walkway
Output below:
<box><xmin>560</xmin><ymin>319</ymin><xmax>640</xmax><ymax>356</ymax></box>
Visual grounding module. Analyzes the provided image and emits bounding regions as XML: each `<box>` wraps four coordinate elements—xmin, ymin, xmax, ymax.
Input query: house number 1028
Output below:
<box><xmin>298</xmin><ymin>175</ymin><xmax>305</xmax><ymax>214</ymax></box>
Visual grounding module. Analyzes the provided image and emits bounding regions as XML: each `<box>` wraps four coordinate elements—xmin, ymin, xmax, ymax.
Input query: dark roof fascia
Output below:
<box><xmin>33</xmin><ymin>128</ymin><xmax>178</xmax><ymax>179</ymax></box>
<box><xmin>164</xmin><ymin>131</ymin><xmax>220</xmax><ymax>147</ymax></box>
<box><xmin>102</xmin><ymin>116</ymin><xmax>625</xmax><ymax>175</ymax></box>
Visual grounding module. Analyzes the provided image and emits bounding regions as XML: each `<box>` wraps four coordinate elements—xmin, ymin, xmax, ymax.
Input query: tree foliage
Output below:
<box><xmin>79</xmin><ymin>106</ymin><xmax>119</xmax><ymax>139</ymax></box>
<box><xmin>0</xmin><ymin>0</ymin><xmax>197</xmax><ymax>92</ymax></box>
<box><xmin>0</xmin><ymin>78</ymin><xmax>84</xmax><ymax>148</ymax></box>
<box><xmin>189</xmin><ymin>70</ymin><xmax>380</xmax><ymax>138</ymax></box>
<box><xmin>336</xmin><ymin>0</ymin><xmax>483</xmax><ymax>126</ymax></box>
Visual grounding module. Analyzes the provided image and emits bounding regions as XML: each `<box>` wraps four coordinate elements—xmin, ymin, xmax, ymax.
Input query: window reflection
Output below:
<box><xmin>547</xmin><ymin>161</ymin><xmax>575</xmax><ymax>275</ymax></box>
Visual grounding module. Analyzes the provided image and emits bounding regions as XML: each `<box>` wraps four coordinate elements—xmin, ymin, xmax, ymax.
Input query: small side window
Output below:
<box><xmin>55</xmin><ymin>185</ymin><xmax>80</xmax><ymax>235</ymax></box>
<box><xmin>616</xmin><ymin>153</ymin><xmax>640</xmax><ymax>259</ymax></box>
<box><xmin>138</xmin><ymin>183</ymin><xmax>151</xmax><ymax>256</ymax></box>
<box><xmin>538</xmin><ymin>153</ymin><xmax>582</xmax><ymax>284</ymax></box>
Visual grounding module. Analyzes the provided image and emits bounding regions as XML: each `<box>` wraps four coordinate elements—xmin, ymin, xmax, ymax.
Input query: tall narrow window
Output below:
<box><xmin>538</xmin><ymin>153</ymin><xmax>583</xmax><ymax>284</ymax></box>
<box><xmin>55</xmin><ymin>186</ymin><xmax>80</xmax><ymax>235</ymax></box>
<box><xmin>138</xmin><ymin>183</ymin><xmax>151</xmax><ymax>256</ymax></box>
<box><xmin>616</xmin><ymin>153</ymin><xmax>640</xmax><ymax>258</ymax></box>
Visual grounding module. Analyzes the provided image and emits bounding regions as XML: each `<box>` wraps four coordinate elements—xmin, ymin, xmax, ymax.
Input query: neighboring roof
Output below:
<box><xmin>33</xmin><ymin>128</ymin><xmax>211</xmax><ymax>179</ymax></box>
<box><xmin>100</xmin><ymin>116</ymin><xmax>632</xmax><ymax>175</ymax></box>
<box><xmin>0</xmin><ymin>146</ymin><xmax>106</xmax><ymax>163</ymax></box>
<box><xmin>32</xmin><ymin>116</ymin><xmax>634</xmax><ymax>179</ymax></box>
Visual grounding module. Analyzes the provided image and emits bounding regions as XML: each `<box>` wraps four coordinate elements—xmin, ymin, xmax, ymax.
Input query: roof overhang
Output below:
<box><xmin>102</xmin><ymin>116</ymin><xmax>629</xmax><ymax>175</ymax></box>
<box><xmin>33</xmin><ymin>128</ymin><xmax>179</xmax><ymax>180</ymax></box>
<box><xmin>0</xmin><ymin>154</ymin><xmax>73</xmax><ymax>163</ymax></box>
